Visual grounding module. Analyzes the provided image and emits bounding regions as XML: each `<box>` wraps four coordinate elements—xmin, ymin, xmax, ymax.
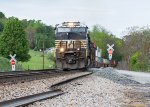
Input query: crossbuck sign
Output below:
<box><xmin>107</xmin><ymin>44</ymin><xmax>114</xmax><ymax>51</ymax></box>
<box><xmin>107</xmin><ymin>44</ymin><xmax>114</xmax><ymax>60</ymax></box>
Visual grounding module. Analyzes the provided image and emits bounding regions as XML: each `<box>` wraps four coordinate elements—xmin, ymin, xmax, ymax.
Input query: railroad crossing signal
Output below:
<box><xmin>10</xmin><ymin>54</ymin><xmax>16</xmax><ymax>71</ymax></box>
<box><xmin>107</xmin><ymin>44</ymin><xmax>114</xmax><ymax>60</ymax></box>
<box><xmin>107</xmin><ymin>44</ymin><xmax>114</xmax><ymax>51</ymax></box>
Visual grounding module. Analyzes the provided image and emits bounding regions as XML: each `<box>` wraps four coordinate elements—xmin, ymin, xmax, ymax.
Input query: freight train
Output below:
<box><xmin>55</xmin><ymin>22</ymin><xmax>117</xmax><ymax>69</ymax></box>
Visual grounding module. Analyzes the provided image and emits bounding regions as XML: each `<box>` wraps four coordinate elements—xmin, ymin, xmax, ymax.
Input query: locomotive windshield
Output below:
<box><xmin>56</xmin><ymin>27</ymin><xmax>87</xmax><ymax>40</ymax></box>
<box><xmin>57</xmin><ymin>27</ymin><xmax>86</xmax><ymax>32</ymax></box>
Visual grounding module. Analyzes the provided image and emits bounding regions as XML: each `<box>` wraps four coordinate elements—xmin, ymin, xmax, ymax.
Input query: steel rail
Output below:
<box><xmin>0</xmin><ymin>69</ymin><xmax>63</xmax><ymax>83</ymax></box>
<box><xmin>0</xmin><ymin>89</ymin><xmax>64</xmax><ymax>107</ymax></box>
<box><xmin>0</xmin><ymin>68</ymin><xmax>88</xmax><ymax>79</ymax></box>
<box><xmin>0</xmin><ymin>69</ymin><xmax>89</xmax><ymax>83</ymax></box>
<box><xmin>0</xmin><ymin>68</ymin><xmax>58</xmax><ymax>75</ymax></box>
<box><xmin>51</xmin><ymin>72</ymin><xmax>92</xmax><ymax>88</ymax></box>
<box><xmin>0</xmin><ymin>69</ymin><xmax>60</xmax><ymax>78</ymax></box>
<box><xmin>0</xmin><ymin>67</ymin><xmax>87</xmax><ymax>76</ymax></box>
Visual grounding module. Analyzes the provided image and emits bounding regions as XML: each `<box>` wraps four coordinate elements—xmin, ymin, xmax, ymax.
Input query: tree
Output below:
<box><xmin>122</xmin><ymin>26</ymin><xmax>150</xmax><ymax>71</ymax></box>
<box><xmin>0</xmin><ymin>21</ymin><xmax>4</xmax><ymax>32</ymax></box>
<box><xmin>25</xmin><ymin>26</ymin><xmax>36</xmax><ymax>49</ymax></box>
<box><xmin>0</xmin><ymin>11</ymin><xmax>6</xmax><ymax>33</ymax></box>
<box><xmin>0</xmin><ymin>17</ymin><xmax>30</xmax><ymax>61</ymax></box>
<box><xmin>130</xmin><ymin>51</ymin><xmax>148</xmax><ymax>71</ymax></box>
<box><xmin>0</xmin><ymin>12</ymin><xmax>5</xmax><ymax>18</ymax></box>
<box><xmin>44</xmin><ymin>25</ymin><xmax>55</xmax><ymax>47</ymax></box>
<box><xmin>23</xmin><ymin>20</ymin><xmax>55</xmax><ymax>50</ymax></box>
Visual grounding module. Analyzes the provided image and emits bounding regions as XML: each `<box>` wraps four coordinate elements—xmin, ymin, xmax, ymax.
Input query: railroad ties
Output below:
<box><xmin>0</xmin><ymin>69</ymin><xmax>65</xmax><ymax>84</ymax></box>
<box><xmin>0</xmin><ymin>69</ymin><xmax>92</xmax><ymax>107</ymax></box>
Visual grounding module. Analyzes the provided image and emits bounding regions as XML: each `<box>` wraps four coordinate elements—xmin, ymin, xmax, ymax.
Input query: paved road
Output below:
<box><xmin>116</xmin><ymin>69</ymin><xmax>150</xmax><ymax>84</ymax></box>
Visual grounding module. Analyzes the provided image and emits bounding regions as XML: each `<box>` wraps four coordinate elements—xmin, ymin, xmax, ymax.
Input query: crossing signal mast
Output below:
<box><xmin>9</xmin><ymin>54</ymin><xmax>16</xmax><ymax>71</ymax></box>
<box><xmin>107</xmin><ymin>44</ymin><xmax>114</xmax><ymax>60</ymax></box>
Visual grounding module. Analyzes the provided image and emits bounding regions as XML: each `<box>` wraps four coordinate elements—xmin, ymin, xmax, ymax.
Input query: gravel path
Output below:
<box><xmin>116</xmin><ymin>69</ymin><xmax>150</xmax><ymax>84</ymax></box>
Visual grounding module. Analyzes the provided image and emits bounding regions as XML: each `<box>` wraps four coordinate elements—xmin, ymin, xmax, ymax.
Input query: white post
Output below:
<box><xmin>12</xmin><ymin>65</ymin><xmax>15</xmax><ymax>71</ymax></box>
<box><xmin>109</xmin><ymin>54</ymin><xmax>112</xmax><ymax>60</ymax></box>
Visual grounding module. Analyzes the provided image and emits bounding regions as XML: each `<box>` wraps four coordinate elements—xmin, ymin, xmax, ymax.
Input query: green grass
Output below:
<box><xmin>20</xmin><ymin>50</ymin><xmax>54</xmax><ymax>70</ymax></box>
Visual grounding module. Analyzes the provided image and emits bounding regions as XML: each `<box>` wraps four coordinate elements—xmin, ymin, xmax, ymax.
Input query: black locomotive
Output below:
<box><xmin>55</xmin><ymin>22</ymin><xmax>95</xmax><ymax>69</ymax></box>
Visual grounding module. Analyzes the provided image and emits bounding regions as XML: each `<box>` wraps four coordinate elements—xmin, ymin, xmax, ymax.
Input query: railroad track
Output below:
<box><xmin>0</xmin><ymin>68</ymin><xmax>87</xmax><ymax>84</ymax></box>
<box><xmin>0</xmin><ymin>71</ymin><xmax>92</xmax><ymax>107</ymax></box>
<box><xmin>0</xmin><ymin>69</ymin><xmax>60</xmax><ymax>84</ymax></box>
<box><xmin>51</xmin><ymin>72</ymin><xmax>92</xmax><ymax>88</ymax></box>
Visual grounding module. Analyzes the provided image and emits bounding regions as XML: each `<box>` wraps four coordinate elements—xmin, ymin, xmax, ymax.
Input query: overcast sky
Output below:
<box><xmin>0</xmin><ymin>0</ymin><xmax>150</xmax><ymax>37</ymax></box>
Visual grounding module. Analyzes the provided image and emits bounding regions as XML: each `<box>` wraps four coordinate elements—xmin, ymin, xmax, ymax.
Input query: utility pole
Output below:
<box><xmin>43</xmin><ymin>37</ymin><xmax>44</xmax><ymax>70</ymax></box>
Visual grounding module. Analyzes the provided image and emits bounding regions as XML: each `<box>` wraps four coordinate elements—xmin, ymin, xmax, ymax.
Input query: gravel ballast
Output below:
<box><xmin>1</xmin><ymin>68</ymin><xmax>148</xmax><ymax>107</ymax></box>
<box><xmin>29</xmin><ymin>75</ymin><xmax>129</xmax><ymax>107</ymax></box>
<box><xmin>27</xmin><ymin>68</ymin><xmax>132</xmax><ymax>107</ymax></box>
<box><xmin>92</xmin><ymin>67</ymin><xmax>140</xmax><ymax>85</ymax></box>
<box><xmin>0</xmin><ymin>72</ymin><xmax>89</xmax><ymax>102</ymax></box>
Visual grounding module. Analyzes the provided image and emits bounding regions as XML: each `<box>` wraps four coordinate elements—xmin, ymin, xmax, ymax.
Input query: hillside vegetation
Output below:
<box><xmin>0</xmin><ymin>11</ymin><xmax>149</xmax><ymax>72</ymax></box>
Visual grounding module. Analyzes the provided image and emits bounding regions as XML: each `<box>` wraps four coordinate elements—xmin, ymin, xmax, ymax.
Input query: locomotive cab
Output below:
<box><xmin>55</xmin><ymin>22</ymin><xmax>90</xmax><ymax>69</ymax></box>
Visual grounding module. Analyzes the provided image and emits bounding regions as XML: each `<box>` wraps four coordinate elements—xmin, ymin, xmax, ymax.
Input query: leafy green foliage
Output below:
<box><xmin>48</xmin><ymin>51</ymin><xmax>55</xmax><ymax>62</ymax></box>
<box><xmin>0</xmin><ymin>21</ymin><xmax>4</xmax><ymax>32</ymax></box>
<box><xmin>0</xmin><ymin>17</ymin><xmax>30</xmax><ymax>61</ymax></box>
<box><xmin>47</xmin><ymin>51</ymin><xmax>56</xmax><ymax>68</ymax></box>
<box><xmin>0</xmin><ymin>12</ymin><xmax>5</xmax><ymax>18</ymax></box>
<box><xmin>0</xmin><ymin>57</ymin><xmax>11</xmax><ymax>71</ymax></box>
<box><xmin>130</xmin><ymin>51</ymin><xmax>148</xmax><ymax>71</ymax></box>
<box><xmin>0</xmin><ymin>57</ymin><xmax>23</xmax><ymax>71</ymax></box>
<box><xmin>130</xmin><ymin>51</ymin><xmax>140</xmax><ymax>65</ymax></box>
<box><xmin>24</xmin><ymin>20</ymin><xmax>55</xmax><ymax>50</ymax></box>
<box><xmin>0</xmin><ymin>12</ymin><xmax>6</xmax><ymax>34</ymax></box>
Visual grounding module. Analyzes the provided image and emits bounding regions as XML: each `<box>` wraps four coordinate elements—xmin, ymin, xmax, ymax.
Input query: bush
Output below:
<box><xmin>130</xmin><ymin>51</ymin><xmax>140</xmax><ymax>66</ymax></box>
<box><xmin>48</xmin><ymin>52</ymin><xmax>55</xmax><ymax>61</ymax></box>
<box><xmin>47</xmin><ymin>51</ymin><xmax>56</xmax><ymax>68</ymax></box>
<box><xmin>130</xmin><ymin>51</ymin><xmax>149</xmax><ymax>71</ymax></box>
<box><xmin>0</xmin><ymin>57</ymin><xmax>11</xmax><ymax>71</ymax></box>
<box><xmin>0</xmin><ymin>57</ymin><xmax>23</xmax><ymax>72</ymax></box>
<box><xmin>134</xmin><ymin>61</ymin><xmax>148</xmax><ymax>71</ymax></box>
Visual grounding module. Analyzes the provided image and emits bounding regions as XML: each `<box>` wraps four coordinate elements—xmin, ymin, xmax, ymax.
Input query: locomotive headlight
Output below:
<box><xmin>60</xmin><ymin>47</ymin><xmax>64</xmax><ymax>53</ymax></box>
<box><xmin>77</xmin><ymin>48</ymin><xmax>80</xmax><ymax>51</ymax></box>
<box><xmin>68</xmin><ymin>22</ymin><xmax>74</xmax><ymax>27</ymax></box>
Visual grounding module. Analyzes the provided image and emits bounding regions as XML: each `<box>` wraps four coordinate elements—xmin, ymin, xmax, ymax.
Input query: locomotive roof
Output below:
<box><xmin>55</xmin><ymin>22</ymin><xmax>88</xmax><ymax>28</ymax></box>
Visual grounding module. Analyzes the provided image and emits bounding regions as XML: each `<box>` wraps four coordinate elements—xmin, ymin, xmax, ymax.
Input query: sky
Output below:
<box><xmin>0</xmin><ymin>0</ymin><xmax>150</xmax><ymax>37</ymax></box>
